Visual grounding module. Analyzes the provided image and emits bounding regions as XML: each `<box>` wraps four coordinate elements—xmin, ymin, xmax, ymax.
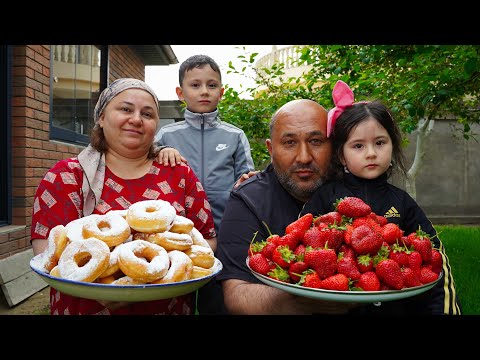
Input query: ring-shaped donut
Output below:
<box><xmin>134</xmin><ymin>231</ymin><xmax>193</xmax><ymax>251</ymax></box>
<box><xmin>58</xmin><ymin>237</ymin><xmax>110</xmax><ymax>282</ymax></box>
<box><xmin>152</xmin><ymin>250</ymin><xmax>193</xmax><ymax>284</ymax></box>
<box><xmin>117</xmin><ymin>240</ymin><xmax>169</xmax><ymax>283</ymax></box>
<box><xmin>82</xmin><ymin>212</ymin><xmax>131</xmax><ymax>247</ymax></box>
<box><xmin>126</xmin><ymin>199</ymin><xmax>176</xmax><ymax>233</ymax></box>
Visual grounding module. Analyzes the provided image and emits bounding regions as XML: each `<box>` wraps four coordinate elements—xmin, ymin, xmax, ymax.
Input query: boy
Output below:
<box><xmin>155</xmin><ymin>54</ymin><xmax>255</xmax><ymax>314</ymax></box>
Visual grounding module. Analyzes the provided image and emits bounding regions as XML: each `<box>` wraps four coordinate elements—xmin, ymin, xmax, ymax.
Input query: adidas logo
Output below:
<box><xmin>384</xmin><ymin>206</ymin><xmax>401</xmax><ymax>218</ymax></box>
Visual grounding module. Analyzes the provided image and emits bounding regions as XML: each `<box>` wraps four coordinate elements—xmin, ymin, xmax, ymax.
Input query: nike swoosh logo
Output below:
<box><xmin>216</xmin><ymin>144</ymin><xmax>229</xmax><ymax>151</ymax></box>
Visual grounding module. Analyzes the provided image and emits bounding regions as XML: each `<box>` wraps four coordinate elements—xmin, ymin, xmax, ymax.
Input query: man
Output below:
<box><xmin>216</xmin><ymin>99</ymin><xmax>356</xmax><ymax>314</ymax></box>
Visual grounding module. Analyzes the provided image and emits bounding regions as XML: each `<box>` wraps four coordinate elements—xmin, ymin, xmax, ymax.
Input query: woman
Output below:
<box><xmin>31</xmin><ymin>78</ymin><xmax>216</xmax><ymax>315</ymax></box>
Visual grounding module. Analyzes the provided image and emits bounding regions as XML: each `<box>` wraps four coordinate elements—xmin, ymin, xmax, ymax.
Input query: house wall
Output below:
<box><xmin>1</xmin><ymin>45</ymin><xmax>147</xmax><ymax>260</ymax></box>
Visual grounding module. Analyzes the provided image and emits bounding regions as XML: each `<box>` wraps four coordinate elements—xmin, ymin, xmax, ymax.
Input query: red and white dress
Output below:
<box><xmin>31</xmin><ymin>158</ymin><xmax>216</xmax><ymax>315</ymax></box>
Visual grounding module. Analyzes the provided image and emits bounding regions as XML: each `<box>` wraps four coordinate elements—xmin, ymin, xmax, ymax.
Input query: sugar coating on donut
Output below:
<box><xmin>126</xmin><ymin>199</ymin><xmax>176</xmax><ymax>233</ymax></box>
<box><xmin>66</xmin><ymin>215</ymin><xmax>97</xmax><ymax>242</ymax></box>
<box><xmin>153</xmin><ymin>250</ymin><xmax>193</xmax><ymax>284</ymax></box>
<box><xmin>58</xmin><ymin>237</ymin><xmax>110</xmax><ymax>282</ymax></box>
<box><xmin>108</xmin><ymin>209</ymin><xmax>128</xmax><ymax>219</ymax></box>
<box><xmin>36</xmin><ymin>224</ymin><xmax>67</xmax><ymax>273</ymax></box>
<box><xmin>169</xmin><ymin>215</ymin><xmax>194</xmax><ymax>234</ymax></box>
<box><xmin>117</xmin><ymin>240</ymin><xmax>169</xmax><ymax>282</ymax></box>
<box><xmin>98</xmin><ymin>244</ymin><xmax>122</xmax><ymax>278</ymax></box>
<box><xmin>82</xmin><ymin>212</ymin><xmax>131</xmax><ymax>247</ymax></box>
<box><xmin>189</xmin><ymin>227</ymin><xmax>211</xmax><ymax>249</ymax></box>
<box><xmin>184</xmin><ymin>244</ymin><xmax>215</xmax><ymax>269</ymax></box>
<box><xmin>134</xmin><ymin>231</ymin><xmax>193</xmax><ymax>251</ymax></box>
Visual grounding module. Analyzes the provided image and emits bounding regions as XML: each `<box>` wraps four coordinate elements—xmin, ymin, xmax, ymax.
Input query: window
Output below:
<box><xmin>0</xmin><ymin>45</ymin><xmax>11</xmax><ymax>226</ymax></box>
<box><xmin>50</xmin><ymin>45</ymin><xmax>107</xmax><ymax>145</ymax></box>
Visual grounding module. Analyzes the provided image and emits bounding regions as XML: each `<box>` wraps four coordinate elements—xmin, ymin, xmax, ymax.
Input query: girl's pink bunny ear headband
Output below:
<box><xmin>326</xmin><ymin>80</ymin><xmax>368</xmax><ymax>138</ymax></box>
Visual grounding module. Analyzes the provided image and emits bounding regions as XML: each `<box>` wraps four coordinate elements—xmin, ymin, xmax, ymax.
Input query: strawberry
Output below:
<box><xmin>429</xmin><ymin>249</ymin><xmax>443</xmax><ymax>274</ymax></box>
<box><xmin>293</xmin><ymin>244</ymin><xmax>306</xmax><ymax>261</ymax></box>
<box><xmin>319</xmin><ymin>225</ymin><xmax>345</xmax><ymax>252</ymax></box>
<box><xmin>261</xmin><ymin>241</ymin><xmax>277</xmax><ymax>260</ymax></box>
<box><xmin>247</xmin><ymin>231</ymin><xmax>263</xmax><ymax>257</ymax></box>
<box><xmin>375</xmin><ymin>214</ymin><xmax>388</xmax><ymax>226</ymax></box>
<box><xmin>315</xmin><ymin>211</ymin><xmax>343</xmax><ymax>226</ymax></box>
<box><xmin>350</xmin><ymin>224</ymin><xmax>383</xmax><ymax>255</ymax></box>
<box><xmin>412</xmin><ymin>236</ymin><xmax>432</xmax><ymax>262</ymax></box>
<box><xmin>335</xmin><ymin>196</ymin><xmax>372</xmax><ymax>218</ymax></box>
<box><xmin>338</xmin><ymin>244</ymin><xmax>357</xmax><ymax>260</ymax></box>
<box><xmin>304</xmin><ymin>247</ymin><xmax>337</xmax><ymax>279</ymax></box>
<box><xmin>288</xmin><ymin>261</ymin><xmax>309</xmax><ymax>283</ymax></box>
<box><xmin>375</xmin><ymin>259</ymin><xmax>404</xmax><ymax>290</ymax></box>
<box><xmin>356</xmin><ymin>271</ymin><xmax>381</xmax><ymax>291</ymax></box>
<box><xmin>401</xmin><ymin>267</ymin><xmax>422</xmax><ymax>288</ymax></box>
<box><xmin>419</xmin><ymin>266</ymin><xmax>439</xmax><ymax>284</ymax></box>
<box><xmin>248</xmin><ymin>253</ymin><xmax>272</xmax><ymax>276</ymax></box>
<box><xmin>321</xmin><ymin>273</ymin><xmax>349</xmax><ymax>291</ymax></box>
<box><xmin>300</xmin><ymin>270</ymin><xmax>322</xmax><ymax>288</ymax></box>
<box><xmin>356</xmin><ymin>254</ymin><xmax>374</xmax><ymax>273</ymax></box>
<box><xmin>408</xmin><ymin>251</ymin><xmax>423</xmax><ymax>274</ymax></box>
<box><xmin>343</xmin><ymin>224</ymin><xmax>354</xmax><ymax>245</ymax></box>
<box><xmin>277</xmin><ymin>232</ymin><xmax>301</xmax><ymax>249</ymax></box>
<box><xmin>262</xmin><ymin>221</ymin><xmax>281</xmax><ymax>245</ymax></box>
<box><xmin>272</xmin><ymin>245</ymin><xmax>295</xmax><ymax>269</ymax></box>
<box><xmin>268</xmin><ymin>265</ymin><xmax>291</xmax><ymax>283</ymax></box>
<box><xmin>302</xmin><ymin>226</ymin><xmax>324</xmax><ymax>248</ymax></box>
<box><xmin>399</xmin><ymin>235</ymin><xmax>412</xmax><ymax>248</ymax></box>
<box><xmin>381</xmin><ymin>223</ymin><xmax>404</xmax><ymax>245</ymax></box>
<box><xmin>389</xmin><ymin>243</ymin><xmax>410</xmax><ymax>267</ymax></box>
<box><xmin>337</xmin><ymin>256</ymin><xmax>361</xmax><ymax>281</ymax></box>
<box><xmin>285</xmin><ymin>213</ymin><xmax>313</xmax><ymax>237</ymax></box>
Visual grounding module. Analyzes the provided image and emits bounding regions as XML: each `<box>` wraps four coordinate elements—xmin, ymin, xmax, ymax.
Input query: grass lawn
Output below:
<box><xmin>435</xmin><ymin>225</ymin><xmax>480</xmax><ymax>315</ymax></box>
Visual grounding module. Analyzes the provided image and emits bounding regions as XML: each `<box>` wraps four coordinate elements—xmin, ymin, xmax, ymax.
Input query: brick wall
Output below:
<box><xmin>109</xmin><ymin>45</ymin><xmax>145</xmax><ymax>81</ymax></box>
<box><xmin>2</xmin><ymin>44</ymin><xmax>147</xmax><ymax>259</ymax></box>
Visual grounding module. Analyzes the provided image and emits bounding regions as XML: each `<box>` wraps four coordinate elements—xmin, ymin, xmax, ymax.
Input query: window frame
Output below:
<box><xmin>49</xmin><ymin>45</ymin><xmax>108</xmax><ymax>145</ymax></box>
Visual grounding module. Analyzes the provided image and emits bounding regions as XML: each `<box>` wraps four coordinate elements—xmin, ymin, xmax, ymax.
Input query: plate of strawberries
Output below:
<box><xmin>246</xmin><ymin>196</ymin><xmax>443</xmax><ymax>303</ymax></box>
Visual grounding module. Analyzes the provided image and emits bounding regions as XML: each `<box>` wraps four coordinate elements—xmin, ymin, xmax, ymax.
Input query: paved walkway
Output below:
<box><xmin>0</xmin><ymin>287</ymin><xmax>49</xmax><ymax>315</ymax></box>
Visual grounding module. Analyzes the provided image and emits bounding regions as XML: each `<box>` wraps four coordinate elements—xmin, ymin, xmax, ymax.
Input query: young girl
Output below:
<box><xmin>301</xmin><ymin>80</ymin><xmax>461</xmax><ymax>315</ymax></box>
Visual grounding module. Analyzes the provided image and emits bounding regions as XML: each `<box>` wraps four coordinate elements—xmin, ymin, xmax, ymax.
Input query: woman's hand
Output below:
<box><xmin>156</xmin><ymin>147</ymin><xmax>187</xmax><ymax>167</ymax></box>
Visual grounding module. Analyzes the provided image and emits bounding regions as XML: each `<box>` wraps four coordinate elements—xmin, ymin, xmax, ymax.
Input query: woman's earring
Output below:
<box><xmin>344</xmin><ymin>165</ymin><xmax>350</xmax><ymax>173</ymax></box>
<box><xmin>389</xmin><ymin>162</ymin><xmax>393</xmax><ymax>167</ymax></box>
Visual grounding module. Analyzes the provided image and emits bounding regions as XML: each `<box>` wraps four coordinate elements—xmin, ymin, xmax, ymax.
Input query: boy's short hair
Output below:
<box><xmin>179</xmin><ymin>54</ymin><xmax>222</xmax><ymax>86</ymax></box>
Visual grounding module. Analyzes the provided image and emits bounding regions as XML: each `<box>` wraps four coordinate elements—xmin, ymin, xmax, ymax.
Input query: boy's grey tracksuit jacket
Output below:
<box><xmin>155</xmin><ymin>108</ymin><xmax>255</xmax><ymax>232</ymax></box>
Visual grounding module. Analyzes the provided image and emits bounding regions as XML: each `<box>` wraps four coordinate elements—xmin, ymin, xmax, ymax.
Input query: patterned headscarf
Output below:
<box><xmin>78</xmin><ymin>78</ymin><xmax>159</xmax><ymax>216</ymax></box>
<box><xmin>93</xmin><ymin>77</ymin><xmax>159</xmax><ymax>127</ymax></box>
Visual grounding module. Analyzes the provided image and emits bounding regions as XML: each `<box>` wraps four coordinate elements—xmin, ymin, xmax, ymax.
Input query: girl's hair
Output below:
<box><xmin>326</xmin><ymin>100</ymin><xmax>407</xmax><ymax>181</ymax></box>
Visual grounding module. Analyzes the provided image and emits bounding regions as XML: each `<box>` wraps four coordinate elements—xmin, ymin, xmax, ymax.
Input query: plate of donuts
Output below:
<box><xmin>30</xmin><ymin>255</ymin><xmax>223</xmax><ymax>302</ymax></box>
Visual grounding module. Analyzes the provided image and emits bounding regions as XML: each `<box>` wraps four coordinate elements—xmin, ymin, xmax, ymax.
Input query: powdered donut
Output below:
<box><xmin>38</xmin><ymin>224</ymin><xmax>68</xmax><ymax>273</ymax></box>
<box><xmin>191</xmin><ymin>266</ymin><xmax>213</xmax><ymax>279</ymax></box>
<box><xmin>111</xmin><ymin>276</ymin><xmax>145</xmax><ymax>285</ymax></box>
<box><xmin>126</xmin><ymin>199</ymin><xmax>176</xmax><ymax>233</ymax></box>
<box><xmin>117</xmin><ymin>240</ymin><xmax>169</xmax><ymax>283</ymax></box>
<box><xmin>82</xmin><ymin>212</ymin><xmax>131</xmax><ymax>247</ymax></box>
<box><xmin>134</xmin><ymin>231</ymin><xmax>193</xmax><ymax>251</ymax></box>
<box><xmin>184</xmin><ymin>244</ymin><xmax>215</xmax><ymax>269</ymax></box>
<box><xmin>152</xmin><ymin>250</ymin><xmax>193</xmax><ymax>284</ymax></box>
<box><xmin>49</xmin><ymin>265</ymin><xmax>61</xmax><ymax>278</ymax></box>
<box><xmin>108</xmin><ymin>209</ymin><xmax>128</xmax><ymax>219</ymax></box>
<box><xmin>58</xmin><ymin>237</ymin><xmax>110</xmax><ymax>282</ymax></box>
<box><xmin>189</xmin><ymin>227</ymin><xmax>211</xmax><ymax>249</ymax></box>
<box><xmin>65</xmin><ymin>216</ymin><xmax>95</xmax><ymax>242</ymax></box>
<box><xmin>98</xmin><ymin>245</ymin><xmax>121</xmax><ymax>278</ymax></box>
<box><xmin>96</xmin><ymin>270</ymin><xmax>124</xmax><ymax>284</ymax></box>
<box><xmin>169</xmin><ymin>215</ymin><xmax>194</xmax><ymax>234</ymax></box>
